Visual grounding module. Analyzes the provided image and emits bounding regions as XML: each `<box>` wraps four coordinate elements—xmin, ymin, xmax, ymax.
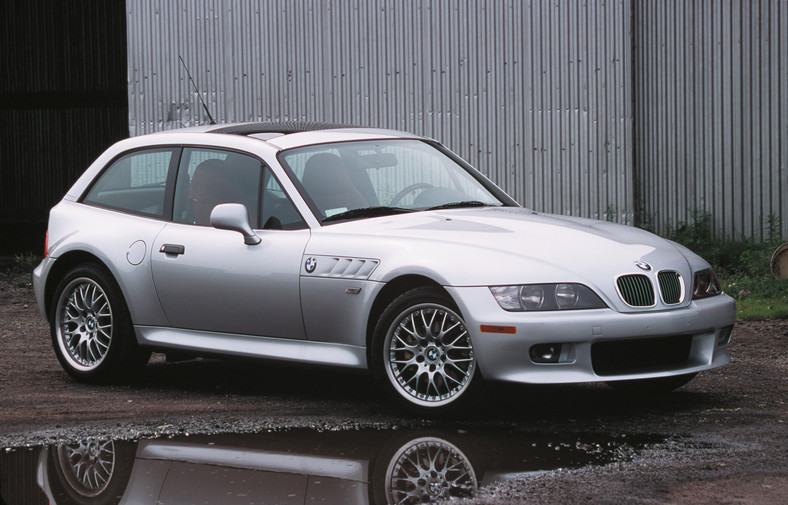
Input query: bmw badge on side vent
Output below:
<box><xmin>305</xmin><ymin>257</ymin><xmax>317</xmax><ymax>273</ymax></box>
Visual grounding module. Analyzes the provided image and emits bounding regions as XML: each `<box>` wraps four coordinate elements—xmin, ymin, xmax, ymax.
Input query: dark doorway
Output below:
<box><xmin>1</xmin><ymin>0</ymin><xmax>128</xmax><ymax>254</ymax></box>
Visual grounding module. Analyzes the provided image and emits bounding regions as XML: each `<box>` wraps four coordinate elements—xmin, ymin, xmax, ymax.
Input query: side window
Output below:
<box><xmin>83</xmin><ymin>149</ymin><xmax>174</xmax><ymax>218</ymax></box>
<box><xmin>261</xmin><ymin>167</ymin><xmax>307</xmax><ymax>230</ymax></box>
<box><xmin>173</xmin><ymin>148</ymin><xmax>261</xmax><ymax>227</ymax></box>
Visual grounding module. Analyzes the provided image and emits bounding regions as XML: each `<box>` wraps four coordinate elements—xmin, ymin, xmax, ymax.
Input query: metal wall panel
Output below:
<box><xmin>0</xmin><ymin>0</ymin><xmax>128</xmax><ymax>226</ymax></box>
<box><xmin>634</xmin><ymin>0</ymin><xmax>787</xmax><ymax>240</ymax></box>
<box><xmin>126</xmin><ymin>0</ymin><xmax>634</xmax><ymax>223</ymax></box>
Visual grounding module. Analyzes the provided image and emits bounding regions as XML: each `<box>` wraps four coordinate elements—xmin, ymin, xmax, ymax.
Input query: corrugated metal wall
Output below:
<box><xmin>0</xmin><ymin>0</ymin><xmax>128</xmax><ymax>229</ymax></box>
<box><xmin>634</xmin><ymin>0</ymin><xmax>788</xmax><ymax>240</ymax></box>
<box><xmin>0</xmin><ymin>448</ymin><xmax>48</xmax><ymax>505</ymax></box>
<box><xmin>127</xmin><ymin>0</ymin><xmax>635</xmax><ymax>224</ymax></box>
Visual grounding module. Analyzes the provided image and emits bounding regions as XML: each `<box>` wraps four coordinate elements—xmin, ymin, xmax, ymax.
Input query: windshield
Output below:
<box><xmin>279</xmin><ymin>139</ymin><xmax>511</xmax><ymax>223</ymax></box>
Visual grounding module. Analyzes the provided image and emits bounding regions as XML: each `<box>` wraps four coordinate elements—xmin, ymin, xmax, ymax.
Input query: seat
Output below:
<box><xmin>189</xmin><ymin>159</ymin><xmax>246</xmax><ymax>225</ymax></box>
<box><xmin>301</xmin><ymin>153</ymin><xmax>368</xmax><ymax>215</ymax></box>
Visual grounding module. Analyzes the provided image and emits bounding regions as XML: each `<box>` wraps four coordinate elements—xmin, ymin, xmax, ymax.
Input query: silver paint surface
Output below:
<box><xmin>34</xmin><ymin>126</ymin><xmax>736</xmax><ymax>387</ymax></box>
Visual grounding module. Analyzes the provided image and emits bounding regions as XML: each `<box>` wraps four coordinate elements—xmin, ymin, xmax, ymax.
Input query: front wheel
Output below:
<box><xmin>371</xmin><ymin>434</ymin><xmax>478</xmax><ymax>504</ymax></box>
<box><xmin>50</xmin><ymin>263</ymin><xmax>149</xmax><ymax>383</ymax></box>
<box><xmin>373</xmin><ymin>287</ymin><xmax>477</xmax><ymax>412</ymax></box>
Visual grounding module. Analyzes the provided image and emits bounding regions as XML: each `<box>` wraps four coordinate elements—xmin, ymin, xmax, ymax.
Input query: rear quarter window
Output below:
<box><xmin>83</xmin><ymin>148</ymin><xmax>175</xmax><ymax>218</ymax></box>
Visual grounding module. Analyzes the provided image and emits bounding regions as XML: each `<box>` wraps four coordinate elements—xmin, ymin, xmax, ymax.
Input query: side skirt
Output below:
<box><xmin>135</xmin><ymin>326</ymin><xmax>368</xmax><ymax>369</ymax></box>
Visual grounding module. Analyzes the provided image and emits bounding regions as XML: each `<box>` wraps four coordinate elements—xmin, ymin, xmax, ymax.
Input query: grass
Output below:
<box><xmin>3</xmin><ymin>252</ymin><xmax>39</xmax><ymax>288</ymax></box>
<box><xmin>732</xmin><ymin>299</ymin><xmax>788</xmax><ymax>321</ymax></box>
<box><xmin>663</xmin><ymin>210</ymin><xmax>787</xmax><ymax>321</ymax></box>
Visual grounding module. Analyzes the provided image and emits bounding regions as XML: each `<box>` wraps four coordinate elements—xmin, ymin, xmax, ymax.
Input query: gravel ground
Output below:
<box><xmin>0</xmin><ymin>272</ymin><xmax>785</xmax><ymax>504</ymax></box>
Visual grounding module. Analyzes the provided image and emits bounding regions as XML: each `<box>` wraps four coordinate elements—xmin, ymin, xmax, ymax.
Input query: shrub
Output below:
<box><xmin>662</xmin><ymin>211</ymin><xmax>787</xmax><ymax>320</ymax></box>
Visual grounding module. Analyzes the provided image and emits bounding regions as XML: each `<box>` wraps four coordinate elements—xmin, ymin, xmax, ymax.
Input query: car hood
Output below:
<box><xmin>307</xmin><ymin>207</ymin><xmax>705</xmax><ymax>291</ymax></box>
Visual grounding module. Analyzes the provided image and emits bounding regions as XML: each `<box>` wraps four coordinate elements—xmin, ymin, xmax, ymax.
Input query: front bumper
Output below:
<box><xmin>447</xmin><ymin>286</ymin><xmax>735</xmax><ymax>384</ymax></box>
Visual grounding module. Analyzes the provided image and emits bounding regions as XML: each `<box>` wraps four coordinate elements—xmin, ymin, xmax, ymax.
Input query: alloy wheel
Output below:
<box><xmin>55</xmin><ymin>277</ymin><xmax>113</xmax><ymax>371</ymax></box>
<box><xmin>385</xmin><ymin>304</ymin><xmax>475</xmax><ymax>407</ymax></box>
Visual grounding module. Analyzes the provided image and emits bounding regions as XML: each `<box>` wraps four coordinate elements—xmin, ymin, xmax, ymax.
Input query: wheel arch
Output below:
<box><xmin>365</xmin><ymin>274</ymin><xmax>461</xmax><ymax>366</ymax></box>
<box><xmin>44</xmin><ymin>251</ymin><xmax>111</xmax><ymax>318</ymax></box>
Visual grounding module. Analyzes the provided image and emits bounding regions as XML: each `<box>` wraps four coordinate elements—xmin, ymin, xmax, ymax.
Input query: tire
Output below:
<box><xmin>46</xmin><ymin>439</ymin><xmax>136</xmax><ymax>505</ymax></box>
<box><xmin>50</xmin><ymin>263</ymin><xmax>149</xmax><ymax>383</ymax></box>
<box><xmin>370</xmin><ymin>433</ymin><xmax>478</xmax><ymax>504</ymax></box>
<box><xmin>607</xmin><ymin>372</ymin><xmax>697</xmax><ymax>394</ymax></box>
<box><xmin>372</xmin><ymin>287</ymin><xmax>477</xmax><ymax>412</ymax></box>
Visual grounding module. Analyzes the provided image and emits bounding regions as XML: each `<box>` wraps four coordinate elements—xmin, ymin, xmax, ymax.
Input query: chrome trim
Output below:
<box><xmin>614</xmin><ymin>273</ymin><xmax>657</xmax><ymax>309</ymax></box>
<box><xmin>301</xmin><ymin>255</ymin><xmax>380</xmax><ymax>279</ymax></box>
<box><xmin>656</xmin><ymin>269</ymin><xmax>685</xmax><ymax>305</ymax></box>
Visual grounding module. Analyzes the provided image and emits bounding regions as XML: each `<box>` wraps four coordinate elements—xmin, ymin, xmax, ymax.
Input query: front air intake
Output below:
<box><xmin>591</xmin><ymin>334</ymin><xmax>692</xmax><ymax>376</ymax></box>
<box><xmin>658</xmin><ymin>271</ymin><xmax>683</xmax><ymax>304</ymax></box>
<box><xmin>617</xmin><ymin>274</ymin><xmax>655</xmax><ymax>307</ymax></box>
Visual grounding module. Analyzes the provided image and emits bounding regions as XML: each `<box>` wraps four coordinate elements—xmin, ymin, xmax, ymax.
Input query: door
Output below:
<box><xmin>150</xmin><ymin>147</ymin><xmax>310</xmax><ymax>339</ymax></box>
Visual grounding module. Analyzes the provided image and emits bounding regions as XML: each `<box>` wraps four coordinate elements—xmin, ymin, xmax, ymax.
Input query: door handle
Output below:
<box><xmin>159</xmin><ymin>244</ymin><xmax>185</xmax><ymax>256</ymax></box>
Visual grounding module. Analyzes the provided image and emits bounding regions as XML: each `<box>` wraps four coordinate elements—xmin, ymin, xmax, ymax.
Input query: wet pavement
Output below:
<box><xmin>1</xmin><ymin>276</ymin><xmax>786</xmax><ymax>504</ymax></box>
<box><xmin>0</xmin><ymin>427</ymin><xmax>663</xmax><ymax>505</ymax></box>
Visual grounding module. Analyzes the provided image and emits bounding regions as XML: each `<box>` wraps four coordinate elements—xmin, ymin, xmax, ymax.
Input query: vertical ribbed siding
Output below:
<box><xmin>0</xmin><ymin>0</ymin><xmax>128</xmax><ymax>224</ymax></box>
<box><xmin>0</xmin><ymin>448</ymin><xmax>48</xmax><ymax>504</ymax></box>
<box><xmin>126</xmin><ymin>0</ymin><xmax>634</xmax><ymax>223</ymax></box>
<box><xmin>634</xmin><ymin>0</ymin><xmax>788</xmax><ymax>240</ymax></box>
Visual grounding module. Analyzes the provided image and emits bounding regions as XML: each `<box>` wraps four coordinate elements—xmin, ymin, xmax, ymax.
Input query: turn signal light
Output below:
<box><xmin>692</xmin><ymin>268</ymin><xmax>721</xmax><ymax>299</ymax></box>
<box><xmin>480</xmin><ymin>325</ymin><xmax>517</xmax><ymax>334</ymax></box>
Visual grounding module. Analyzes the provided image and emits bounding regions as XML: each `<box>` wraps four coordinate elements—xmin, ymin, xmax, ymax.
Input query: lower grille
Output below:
<box><xmin>591</xmin><ymin>335</ymin><xmax>692</xmax><ymax>376</ymax></box>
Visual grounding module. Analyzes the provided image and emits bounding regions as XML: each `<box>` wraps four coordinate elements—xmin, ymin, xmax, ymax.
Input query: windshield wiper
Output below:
<box><xmin>426</xmin><ymin>200</ymin><xmax>493</xmax><ymax>210</ymax></box>
<box><xmin>322</xmin><ymin>206</ymin><xmax>415</xmax><ymax>223</ymax></box>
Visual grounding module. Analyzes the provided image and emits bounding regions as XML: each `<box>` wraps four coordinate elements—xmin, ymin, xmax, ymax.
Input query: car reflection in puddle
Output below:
<box><xmin>1</xmin><ymin>428</ymin><xmax>663</xmax><ymax>505</ymax></box>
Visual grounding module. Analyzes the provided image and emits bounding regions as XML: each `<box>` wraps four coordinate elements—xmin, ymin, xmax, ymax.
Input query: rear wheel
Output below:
<box><xmin>50</xmin><ymin>263</ymin><xmax>149</xmax><ymax>382</ymax></box>
<box><xmin>47</xmin><ymin>439</ymin><xmax>136</xmax><ymax>505</ymax></box>
<box><xmin>373</xmin><ymin>287</ymin><xmax>477</xmax><ymax>412</ymax></box>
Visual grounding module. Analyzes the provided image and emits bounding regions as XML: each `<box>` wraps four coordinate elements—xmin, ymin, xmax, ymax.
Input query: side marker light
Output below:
<box><xmin>480</xmin><ymin>325</ymin><xmax>517</xmax><ymax>334</ymax></box>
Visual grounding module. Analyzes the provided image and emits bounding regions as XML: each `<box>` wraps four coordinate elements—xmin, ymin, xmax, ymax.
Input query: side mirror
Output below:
<box><xmin>210</xmin><ymin>204</ymin><xmax>262</xmax><ymax>245</ymax></box>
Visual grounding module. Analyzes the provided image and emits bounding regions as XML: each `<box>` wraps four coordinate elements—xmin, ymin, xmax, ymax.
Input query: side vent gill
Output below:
<box><xmin>305</xmin><ymin>256</ymin><xmax>380</xmax><ymax>279</ymax></box>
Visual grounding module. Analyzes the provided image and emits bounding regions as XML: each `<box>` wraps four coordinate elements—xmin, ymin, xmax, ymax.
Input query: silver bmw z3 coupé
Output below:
<box><xmin>33</xmin><ymin>122</ymin><xmax>735</xmax><ymax>411</ymax></box>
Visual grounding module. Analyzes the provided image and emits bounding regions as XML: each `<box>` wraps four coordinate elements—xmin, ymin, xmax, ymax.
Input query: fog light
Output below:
<box><xmin>718</xmin><ymin>325</ymin><xmax>733</xmax><ymax>347</ymax></box>
<box><xmin>530</xmin><ymin>343</ymin><xmax>562</xmax><ymax>364</ymax></box>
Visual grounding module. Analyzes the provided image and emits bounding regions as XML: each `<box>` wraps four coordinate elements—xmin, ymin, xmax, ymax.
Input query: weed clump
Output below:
<box><xmin>662</xmin><ymin>211</ymin><xmax>787</xmax><ymax>320</ymax></box>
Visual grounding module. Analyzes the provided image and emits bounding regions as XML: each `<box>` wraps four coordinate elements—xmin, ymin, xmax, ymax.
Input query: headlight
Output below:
<box><xmin>490</xmin><ymin>283</ymin><xmax>606</xmax><ymax>311</ymax></box>
<box><xmin>520</xmin><ymin>285</ymin><xmax>545</xmax><ymax>309</ymax></box>
<box><xmin>692</xmin><ymin>268</ymin><xmax>722</xmax><ymax>299</ymax></box>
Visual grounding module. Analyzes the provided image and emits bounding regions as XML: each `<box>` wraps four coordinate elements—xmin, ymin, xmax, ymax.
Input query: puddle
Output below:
<box><xmin>0</xmin><ymin>428</ymin><xmax>663</xmax><ymax>504</ymax></box>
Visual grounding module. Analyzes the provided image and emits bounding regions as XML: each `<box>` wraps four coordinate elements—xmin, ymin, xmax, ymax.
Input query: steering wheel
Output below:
<box><xmin>389</xmin><ymin>183</ymin><xmax>434</xmax><ymax>206</ymax></box>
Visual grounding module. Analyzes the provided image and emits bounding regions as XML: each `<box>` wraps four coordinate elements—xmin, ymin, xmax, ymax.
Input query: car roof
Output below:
<box><xmin>207</xmin><ymin>121</ymin><xmax>353</xmax><ymax>135</ymax></box>
<box><xmin>144</xmin><ymin>121</ymin><xmax>426</xmax><ymax>150</ymax></box>
<box><xmin>151</xmin><ymin>121</ymin><xmax>427</xmax><ymax>150</ymax></box>
<box><xmin>63</xmin><ymin>122</ymin><xmax>430</xmax><ymax>203</ymax></box>
<box><xmin>158</xmin><ymin>121</ymin><xmax>351</xmax><ymax>134</ymax></box>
